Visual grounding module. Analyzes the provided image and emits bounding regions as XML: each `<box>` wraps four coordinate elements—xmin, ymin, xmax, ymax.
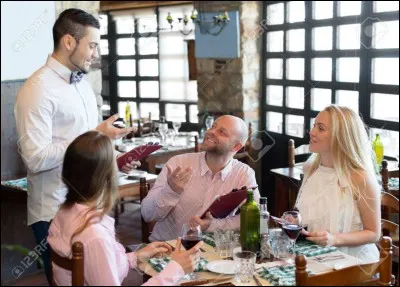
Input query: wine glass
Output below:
<box><xmin>205</xmin><ymin>116</ymin><xmax>214</xmax><ymax>130</ymax></box>
<box><xmin>158</xmin><ymin>122</ymin><xmax>168</xmax><ymax>144</ymax></box>
<box><xmin>281</xmin><ymin>211</ymin><xmax>302</xmax><ymax>261</ymax></box>
<box><xmin>181</xmin><ymin>224</ymin><xmax>202</xmax><ymax>280</ymax></box>
<box><xmin>172</xmin><ymin>121</ymin><xmax>181</xmax><ymax>134</ymax></box>
<box><xmin>172</xmin><ymin>121</ymin><xmax>181</xmax><ymax>145</ymax></box>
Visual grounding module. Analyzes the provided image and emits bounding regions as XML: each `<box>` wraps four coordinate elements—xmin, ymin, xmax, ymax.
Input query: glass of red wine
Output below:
<box><xmin>181</xmin><ymin>223</ymin><xmax>202</xmax><ymax>280</ymax></box>
<box><xmin>281</xmin><ymin>211</ymin><xmax>302</xmax><ymax>260</ymax></box>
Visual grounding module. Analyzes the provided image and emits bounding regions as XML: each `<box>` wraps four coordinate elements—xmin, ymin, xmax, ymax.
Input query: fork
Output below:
<box><xmin>314</xmin><ymin>254</ymin><xmax>345</xmax><ymax>262</ymax></box>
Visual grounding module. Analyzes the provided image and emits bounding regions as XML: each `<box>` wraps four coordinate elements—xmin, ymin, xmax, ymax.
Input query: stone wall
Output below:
<box><xmin>55</xmin><ymin>2</ymin><xmax>103</xmax><ymax>123</ymax></box>
<box><xmin>195</xmin><ymin>1</ymin><xmax>263</xmax><ymax>181</ymax></box>
<box><xmin>196</xmin><ymin>1</ymin><xmax>262</xmax><ymax>131</ymax></box>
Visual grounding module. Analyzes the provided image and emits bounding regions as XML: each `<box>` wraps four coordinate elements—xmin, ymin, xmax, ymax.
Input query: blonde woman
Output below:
<box><xmin>295</xmin><ymin>105</ymin><xmax>381</xmax><ymax>264</ymax></box>
<box><xmin>48</xmin><ymin>131</ymin><xmax>202</xmax><ymax>285</ymax></box>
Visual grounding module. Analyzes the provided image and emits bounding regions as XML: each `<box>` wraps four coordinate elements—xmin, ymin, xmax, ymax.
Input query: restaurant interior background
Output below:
<box><xmin>1</xmin><ymin>1</ymin><xmax>399</xmax><ymax>285</ymax></box>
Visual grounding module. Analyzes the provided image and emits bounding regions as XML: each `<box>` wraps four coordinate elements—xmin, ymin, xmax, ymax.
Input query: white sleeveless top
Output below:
<box><xmin>296</xmin><ymin>165</ymin><xmax>379</xmax><ymax>264</ymax></box>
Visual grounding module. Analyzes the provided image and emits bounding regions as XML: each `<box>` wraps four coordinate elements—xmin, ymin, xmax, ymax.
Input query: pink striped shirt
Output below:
<box><xmin>48</xmin><ymin>203</ymin><xmax>184</xmax><ymax>286</ymax></box>
<box><xmin>141</xmin><ymin>152</ymin><xmax>260</xmax><ymax>242</ymax></box>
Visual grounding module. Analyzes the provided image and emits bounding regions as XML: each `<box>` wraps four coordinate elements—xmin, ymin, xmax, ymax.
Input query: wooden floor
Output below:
<box><xmin>3</xmin><ymin>202</ymin><xmax>145</xmax><ymax>286</ymax></box>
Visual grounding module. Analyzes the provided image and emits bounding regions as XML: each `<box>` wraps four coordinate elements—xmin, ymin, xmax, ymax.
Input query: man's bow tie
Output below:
<box><xmin>70</xmin><ymin>71</ymin><xmax>83</xmax><ymax>84</ymax></box>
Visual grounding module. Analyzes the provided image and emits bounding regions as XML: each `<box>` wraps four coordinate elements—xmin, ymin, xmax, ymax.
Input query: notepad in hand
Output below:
<box><xmin>200</xmin><ymin>186</ymin><xmax>257</xmax><ymax>219</ymax></box>
<box><xmin>117</xmin><ymin>143</ymin><xmax>162</xmax><ymax>170</ymax></box>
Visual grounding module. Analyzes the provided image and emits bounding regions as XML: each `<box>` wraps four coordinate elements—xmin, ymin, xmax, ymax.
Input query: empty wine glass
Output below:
<box><xmin>281</xmin><ymin>211</ymin><xmax>302</xmax><ymax>260</ymax></box>
<box><xmin>158</xmin><ymin>123</ymin><xmax>168</xmax><ymax>144</ymax></box>
<box><xmin>172</xmin><ymin>121</ymin><xmax>181</xmax><ymax>134</ymax></box>
<box><xmin>205</xmin><ymin>116</ymin><xmax>214</xmax><ymax>130</ymax></box>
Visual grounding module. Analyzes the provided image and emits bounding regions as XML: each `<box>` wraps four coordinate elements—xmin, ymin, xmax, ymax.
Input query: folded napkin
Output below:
<box><xmin>148</xmin><ymin>257</ymin><xmax>209</xmax><ymax>273</ymax></box>
<box><xmin>257</xmin><ymin>264</ymin><xmax>314</xmax><ymax>286</ymax></box>
<box><xmin>202</xmin><ymin>232</ymin><xmax>216</xmax><ymax>247</ymax></box>
<box><xmin>291</xmin><ymin>241</ymin><xmax>338</xmax><ymax>257</ymax></box>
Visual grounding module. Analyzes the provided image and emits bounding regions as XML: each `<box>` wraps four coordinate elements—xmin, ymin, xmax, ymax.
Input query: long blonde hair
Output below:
<box><xmin>61</xmin><ymin>131</ymin><xmax>117</xmax><ymax>244</ymax></box>
<box><xmin>302</xmin><ymin>105</ymin><xmax>378</xmax><ymax>199</ymax></box>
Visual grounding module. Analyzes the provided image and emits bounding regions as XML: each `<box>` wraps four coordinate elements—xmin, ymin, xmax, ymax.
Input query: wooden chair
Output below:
<box><xmin>382</xmin><ymin>160</ymin><xmax>399</xmax><ymax>198</ymax></box>
<box><xmin>295</xmin><ymin>236</ymin><xmax>393</xmax><ymax>286</ymax></box>
<box><xmin>140</xmin><ymin>177</ymin><xmax>156</xmax><ymax>243</ymax></box>
<box><xmin>381</xmin><ymin>191</ymin><xmax>399</xmax><ymax>285</ymax></box>
<box><xmin>234</xmin><ymin>122</ymin><xmax>253</xmax><ymax>165</ymax></box>
<box><xmin>50</xmin><ymin>241</ymin><xmax>84</xmax><ymax>286</ymax></box>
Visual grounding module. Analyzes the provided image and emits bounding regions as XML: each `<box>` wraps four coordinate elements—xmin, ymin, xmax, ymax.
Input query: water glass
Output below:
<box><xmin>214</xmin><ymin>230</ymin><xmax>234</xmax><ymax>258</ymax></box>
<box><xmin>158</xmin><ymin>123</ymin><xmax>168</xmax><ymax>144</ymax></box>
<box><xmin>270</xmin><ymin>231</ymin><xmax>291</xmax><ymax>259</ymax></box>
<box><xmin>233</xmin><ymin>250</ymin><xmax>256</xmax><ymax>284</ymax></box>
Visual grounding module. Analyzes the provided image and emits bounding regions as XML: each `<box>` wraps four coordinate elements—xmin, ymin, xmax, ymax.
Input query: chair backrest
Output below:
<box><xmin>381</xmin><ymin>160</ymin><xmax>399</xmax><ymax>194</ymax></box>
<box><xmin>234</xmin><ymin>122</ymin><xmax>253</xmax><ymax>164</ymax></box>
<box><xmin>136</xmin><ymin>119</ymin><xmax>153</xmax><ymax>137</ymax></box>
<box><xmin>295</xmin><ymin>236</ymin><xmax>393</xmax><ymax>286</ymax></box>
<box><xmin>50</xmin><ymin>241</ymin><xmax>84</xmax><ymax>286</ymax></box>
<box><xmin>140</xmin><ymin>178</ymin><xmax>155</xmax><ymax>243</ymax></box>
<box><xmin>380</xmin><ymin>191</ymin><xmax>399</xmax><ymax>285</ymax></box>
<box><xmin>194</xmin><ymin>135</ymin><xmax>200</xmax><ymax>153</ymax></box>
<box><xmin>381</xmin><ymin>191</ymin><xmax>399</xmax><ymax>219</ymax></box>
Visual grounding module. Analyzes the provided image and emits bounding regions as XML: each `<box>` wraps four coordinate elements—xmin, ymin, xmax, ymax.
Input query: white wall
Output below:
<box><xmin>1</xmin><ymin>1</ymin><xmax>55</xmax><ymax>81</ymax></box>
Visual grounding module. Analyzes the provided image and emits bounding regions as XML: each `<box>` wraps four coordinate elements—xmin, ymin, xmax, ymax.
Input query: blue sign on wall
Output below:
<box><xmin>195</xmin><ymin>11</ymin><xmax>240</xmax><ymax>59</ymax></box>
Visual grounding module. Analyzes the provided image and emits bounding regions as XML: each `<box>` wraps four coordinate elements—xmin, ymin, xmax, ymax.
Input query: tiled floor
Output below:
<box><xmin>3</xmin><ymin>202</ymin><xmax>145</xmax><ymax>286</ymax></box>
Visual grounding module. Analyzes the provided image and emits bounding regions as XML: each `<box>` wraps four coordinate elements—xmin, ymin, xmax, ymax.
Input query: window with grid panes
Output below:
<box><xmin>262</xmin><ymin>1</ymin><xmax>399</xmax><ymax>157</ymax></box>
<box><xmin>100</xmin><ymin>5</ymin><xmax>199</xmax><ymax>130</ymax></box>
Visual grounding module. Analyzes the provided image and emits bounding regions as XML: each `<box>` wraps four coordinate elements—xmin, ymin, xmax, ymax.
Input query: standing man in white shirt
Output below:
<box><xmin>14</xmin><ymin>9</ymin><xmax>138</xmax><ymax>282</ymax></box>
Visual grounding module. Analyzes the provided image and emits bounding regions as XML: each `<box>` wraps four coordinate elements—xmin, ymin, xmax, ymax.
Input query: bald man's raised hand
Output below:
<box><xmin>166</xmin><ymin>164</ymin><xmax>193</xmax><ymax>194</ymax></box>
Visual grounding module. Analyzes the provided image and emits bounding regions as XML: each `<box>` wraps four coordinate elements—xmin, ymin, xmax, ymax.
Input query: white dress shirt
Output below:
<box><xmin>14</xmin><ymin>55</ymin><xmax>99</xmax><ymax>225</ymax></box>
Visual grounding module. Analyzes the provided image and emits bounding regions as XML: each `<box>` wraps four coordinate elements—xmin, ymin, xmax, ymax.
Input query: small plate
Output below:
<box><xmin>206</xmin><ymin>260</ymin><xmax>235</xmax><ymax>275</ymax></box>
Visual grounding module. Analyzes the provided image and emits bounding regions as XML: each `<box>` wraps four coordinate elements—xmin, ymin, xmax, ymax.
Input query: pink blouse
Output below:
<box><xmin>47</xmin><ymin>203</ymin><xmax>184</xmax><ymax>286</ymax></box>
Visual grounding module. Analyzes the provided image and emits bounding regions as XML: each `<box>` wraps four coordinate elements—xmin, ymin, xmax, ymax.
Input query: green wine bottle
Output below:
<box><xmin>240</xmin><ymin>189</ymin><xmax>260</xmax><ymax>254</ymax></box>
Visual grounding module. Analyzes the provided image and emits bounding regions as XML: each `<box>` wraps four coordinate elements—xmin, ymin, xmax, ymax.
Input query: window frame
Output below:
<box><xmin>261</xmin><ymin>1</ymin><xmax>399</xmax><ymax>144</ymax></box>
<box><xmin>100</xmin><ymin>8</ymin><xmax>199</xmax><ymax>129</ymax></box>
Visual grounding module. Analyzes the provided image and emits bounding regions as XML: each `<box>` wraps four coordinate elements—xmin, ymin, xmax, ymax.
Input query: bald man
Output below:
<box><xmin>141</xmin><ymin>115</ymin><xmax>260</xmax><ymax>242</ymax></box>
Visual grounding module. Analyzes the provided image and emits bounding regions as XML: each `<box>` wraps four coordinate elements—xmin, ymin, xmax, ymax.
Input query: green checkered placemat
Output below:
<box><xmin>202</xmin><ymin>232</ymin><xmax>216</xmax><ymax>247</ymax></box>
<box><xmin>389</xmin><ymin>177</ymin><xmax>399</xmax><ymax>189</ymax></box>
<box><xmin>1</xmin><ymin>177</ymin><xmax>28</xmax><ymax>192</ymax></box>
<box><xmin>148</xmin><ymin>257</ymin><xmax>209</xmax><ymax>273</ymax></box>
<box><xmin>291</xmin><ymin>240</ymin><xmax>337</xmax><ymax>257</ymax></box>
<box><xmin>257</xmin><ymin>265</ymin><xmax>314</xmax><ymax>286</ymax></box>
<box><xmin>201</xmin><ymin>232</ymin><xmax>337</xmax><ymax>257</ymax></box>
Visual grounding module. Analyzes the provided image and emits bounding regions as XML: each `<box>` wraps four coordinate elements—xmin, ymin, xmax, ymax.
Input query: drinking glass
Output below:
<box><xmin>281</xmin><ymin>211</ymin><xmax>302</xmax><ymax>258</ymax></box>
<box><xmin>172</xmin><ymin>121</ymin><xmax>181</xmax><ymax>135</ymax></box>
<box><xmin>158</xmin><ymin>123</ymin><xmax>168</xmax><ymax>144</ymax></box>
<box><xmin>214</xmin><ymin>229</ymin><xmax>234</xmax><ymax>258</ymax></box>
<box><xmin>233</xmin><ymin>250</ymin><xmax>256</xmax><ymax>284</ymax></box>
<box><xmin>181</xmin><ymin>224</ymin><xmax>202</xmax><ymax>280</ymax></box>
<box><xmin>205</xmin><ymin>116</ymin><xmax>214</xmax><ymax>130</ymax></box>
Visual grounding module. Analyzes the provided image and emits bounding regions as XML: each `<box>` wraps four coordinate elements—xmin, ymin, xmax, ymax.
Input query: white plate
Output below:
<box><xmin>206</xmin><ymin>260</ymin><xmax>235</xmax><ymax>275</ymax></box>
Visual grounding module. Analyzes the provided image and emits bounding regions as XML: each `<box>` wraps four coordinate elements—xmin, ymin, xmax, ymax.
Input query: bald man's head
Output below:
<box><xmin>202</xmin><ymin>115</ymin><xmax>248</xmax><ymax>156</ymax></box>
<box><xmin>216</xmin><ymin>115</ymin><xmax>248</xmax><ymax>145</ymax></box>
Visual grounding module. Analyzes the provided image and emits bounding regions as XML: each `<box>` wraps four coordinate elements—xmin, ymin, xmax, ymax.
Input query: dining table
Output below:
<box><xmin>117</xmin><ymin>132</ymin><xmax>199</xmax><ymax>174</ymax></box>
<box><xmin>136</xmin><ymin>236</ymin><xmax>363</xmax><ymax>286</ymax></box>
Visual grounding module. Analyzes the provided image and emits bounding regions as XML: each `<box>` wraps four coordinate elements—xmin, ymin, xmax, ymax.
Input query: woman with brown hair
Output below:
<box><xmin>48</xmin><ymin>131</ymin><xmax>202</xmax><ymax>285</ymax></box>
